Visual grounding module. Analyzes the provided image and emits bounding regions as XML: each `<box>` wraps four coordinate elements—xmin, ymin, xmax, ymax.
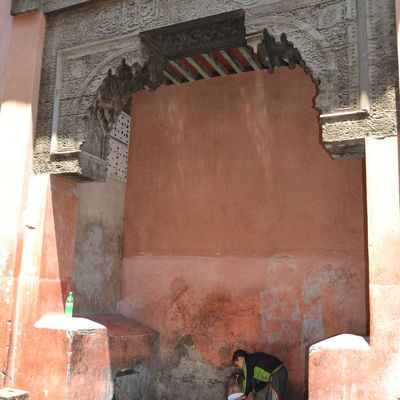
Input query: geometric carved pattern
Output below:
<box><xmin>106</xmin><ymin>111</ymin><xmax>130</xmax><ymax>183</ymax></box>
<box><xmin>82</xmin><ymin>56</ymin><xmax>165</xmax><ymax>164</ymax></box>
<box><xmin>109</xmin><ymin>111</ymin><xmax>130</xmax><ymax>145</ymax></box>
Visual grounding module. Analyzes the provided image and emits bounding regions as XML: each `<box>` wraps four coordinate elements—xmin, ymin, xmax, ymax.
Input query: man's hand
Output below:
<box><xmin>241</xmin><ymin>394</ymin><xmax>254</xmax><ymax>400</ymax></box>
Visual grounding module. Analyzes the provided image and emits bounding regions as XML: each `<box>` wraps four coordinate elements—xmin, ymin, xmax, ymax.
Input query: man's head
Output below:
<box><xmin>232</xmin><ymin>349</ymin><xmax>248</xmax><ymax>369</ymax></box>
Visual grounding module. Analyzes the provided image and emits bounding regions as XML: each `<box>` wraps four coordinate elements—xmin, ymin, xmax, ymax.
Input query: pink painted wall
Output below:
<box><xmin>0</xmin><ymin>2</ymin><xmax>45</xmax><ymax>387</ymax></box>
<box><xmin>0</xmin><ymin>0</ymin><xmax>12</xmax><ymax>104</ymax></box>
<box><xmin>120</xmin><ymin>67</ymin><xmax>366</xmax><ymax>397</ymax></box>
<box><xmin>10</xmin><ymin>175</ymin><xmax>80</xmax><ymax>397</ymax></box>
<box><xmin>309</xmin><ymin>136</ymin><xmax>400</xmax><ymax>399</ymax></box>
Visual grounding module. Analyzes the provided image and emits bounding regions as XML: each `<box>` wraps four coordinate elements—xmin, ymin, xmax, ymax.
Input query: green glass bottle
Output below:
<box><xmin>65</xmin><ymin>292</ymin><xmax>74</xmax><ymax>317</ymax></box>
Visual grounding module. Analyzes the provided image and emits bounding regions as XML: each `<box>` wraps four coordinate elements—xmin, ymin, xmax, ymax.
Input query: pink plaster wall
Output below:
<box><xmin>120</xmin><ymin>68</ymin><xmax>366</xmax><ymax>397</ymax></box>
<box><xmin>8</xmin><ymin>175</ymin><xmax>79</xmax><ymax>396</ymax></box>
<box><xmin>309</xmin><ymin>136</ymin><xmax>400</xmax><ymax>399</ymax></box>
<box><xmin>0</xmin><ymin>2</ymin><xmax>45</xmax><ymax>387</ymax></box>
<box><xmin>0</xmin><ymin>0</ymin><xmax>12</xmax><ymax>103</ymax></box>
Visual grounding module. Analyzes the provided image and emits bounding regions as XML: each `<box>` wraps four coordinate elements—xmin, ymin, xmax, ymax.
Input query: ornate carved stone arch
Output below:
<box><xmin>33</xmin><ymin>1</ymin><xmax>398</xmax><ymax>181</ymax></box>
<box><xmin>46</xmin><ymin>10</ymin><xmax>331</xmax><ymax>181</ymax></box>
<box><xmin>245</xmin><ymin>14</ymin><xmax>339</xmax><ymax>112</ymax></box>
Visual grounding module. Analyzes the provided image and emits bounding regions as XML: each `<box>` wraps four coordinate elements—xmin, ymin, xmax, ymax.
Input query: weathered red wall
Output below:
<box><xmin>120</xmin><ymin>68</ymin><xmax>366</xmax><ymax>396</ymax></box>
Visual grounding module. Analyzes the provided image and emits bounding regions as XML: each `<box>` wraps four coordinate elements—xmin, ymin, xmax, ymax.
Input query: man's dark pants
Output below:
<box><xmin>254</xmin><ymin>367</ymin><xmax>288</xmax><ymax>400</ymax></box>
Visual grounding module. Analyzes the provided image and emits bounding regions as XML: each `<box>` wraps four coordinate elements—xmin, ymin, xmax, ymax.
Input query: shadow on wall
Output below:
<box><xmin>41</xmin><ymin>175</ymin><xmax>79</xmax><ymax>315</ymax></box>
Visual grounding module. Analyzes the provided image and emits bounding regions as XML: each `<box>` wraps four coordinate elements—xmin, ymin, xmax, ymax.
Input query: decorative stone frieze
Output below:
<box><xmin>33</xmin><ymin>0</ymin><xmax>399</xmax><ymax>179</ymax></box>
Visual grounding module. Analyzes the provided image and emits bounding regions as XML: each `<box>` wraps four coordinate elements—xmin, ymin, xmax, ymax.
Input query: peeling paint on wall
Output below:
<box><xmin>73</xmin><ymin>178</ymin><xmax>125</xmax><ymax>315</ymax></box>
<box><xmin>158</xmin><ymin>342</ymin><xmax>235</xmax><ymax>400</ymax></box>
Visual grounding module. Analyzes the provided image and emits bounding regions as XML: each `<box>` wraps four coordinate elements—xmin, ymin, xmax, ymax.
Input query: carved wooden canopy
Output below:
<box><xmin>140</xmin><ymin>10</ymin><xmax>247</xmax><ymax>60</ymax></box>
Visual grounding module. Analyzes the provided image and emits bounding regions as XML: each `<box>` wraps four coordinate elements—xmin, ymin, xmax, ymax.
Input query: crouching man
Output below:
<box><xmin>232</xmin><ymin>349</ymin><xmax>288</xmax><ymax>400</ymax></box>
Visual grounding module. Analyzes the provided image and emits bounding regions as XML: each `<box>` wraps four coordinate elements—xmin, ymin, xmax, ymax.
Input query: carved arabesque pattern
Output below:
<box><xmin>82</xmin><ymin>56</ymin><xmax>165</xmax><ymax>159</ymax></box>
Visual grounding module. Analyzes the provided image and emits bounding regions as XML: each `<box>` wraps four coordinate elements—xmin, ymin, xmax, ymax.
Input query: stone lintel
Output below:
<box><xmin>320</xmin><ymin>109</ymin><xmax>370</xmax><ymax>124</ymax></box>
<box><xmin>50</xmin><ymin>150</ymin><xmax>107</xmax><ymax>181</ymax></box>
<box><xmin>10</xmin><ymin>0</ymin><xmax>41</xmax><ymax>16</ymax></box>
<box><xmin>323</xmin><ymin>138</ymin><xmax>365</xmax><ymax>160</ymax></box>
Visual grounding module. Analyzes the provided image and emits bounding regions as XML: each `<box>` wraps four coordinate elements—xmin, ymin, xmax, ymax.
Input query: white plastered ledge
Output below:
<box><xmin>309</xmin><ymin>334</ymin><xmax>371</xmax><ymax>354</ymax></box>
<box><xmin>34</xmin><ymin>314</ymin><xmax>106</xmax><ymax>331</ymax></box>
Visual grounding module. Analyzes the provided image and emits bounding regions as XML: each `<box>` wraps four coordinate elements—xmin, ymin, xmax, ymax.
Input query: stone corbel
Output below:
<box><xmin>10</xmin><ymin>0</ymin><xmax>42</xmax><ymax>16</ymax></box>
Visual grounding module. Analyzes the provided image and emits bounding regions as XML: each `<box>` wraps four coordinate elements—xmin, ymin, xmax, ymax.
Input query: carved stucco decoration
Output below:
<box><xmin>33</xmin><ymin>0</ymin><xmax>399</xmax><ymax>181</ymax></box>
<box><xmin>257</xmin><ymin>29</ymin><xmax>309</xmax><ymax>75</ymax></box>
<box><xmin>84</xmin><ymin>56</ymin><xmax>165</xmax><ymax>157</ymax></box>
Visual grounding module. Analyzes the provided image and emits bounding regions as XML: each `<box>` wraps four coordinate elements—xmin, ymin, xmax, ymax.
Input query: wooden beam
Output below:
<box><xmin>202</xmin><ymin>53</ymin><xmax>228</xmax><ymax>76</ymax></box>
<box><xmin>185</xmin><ymin>57</ymin><xmax>211</xmax><ymax>79</ymax></box>
<box><xmin>219</xmin><ymin>50</ymin><xmax>243</xmax><ymax>73</ymax></box>
<box><xmin>238</xmin><ymin>47</ymin><xmax>260</xmax><ymax>71</ymax></box>
<box><xmin>169</xmin><ymin>61</ymin><xmax>196</xmax><ymax>82</ymax></box>
<box><xmin>163</xmin><ymin>70</ymin><xmax>181</xmax><ymax>84</ymax></box>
